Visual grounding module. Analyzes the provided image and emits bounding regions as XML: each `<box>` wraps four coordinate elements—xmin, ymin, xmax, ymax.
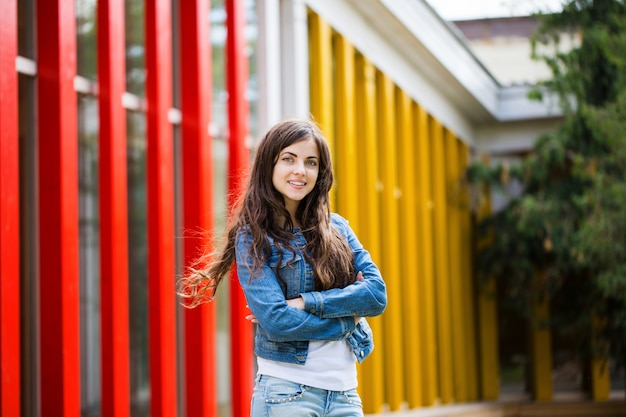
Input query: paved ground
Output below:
<box><xmin>365</xmin><ymin>394</ymin><xmax>626</xmax><ymax>417</ymax></box>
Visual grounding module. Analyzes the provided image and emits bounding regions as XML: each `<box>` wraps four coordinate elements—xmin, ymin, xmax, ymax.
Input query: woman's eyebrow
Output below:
<box><xmin>279</xmin><ymin>151</ymin><xmax>318</xmax><ymax>159</ymax></box>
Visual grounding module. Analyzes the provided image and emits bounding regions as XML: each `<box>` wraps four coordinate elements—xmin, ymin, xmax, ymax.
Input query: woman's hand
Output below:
<box><xmin>245</xmin><ymin>305</ymin><xmax>258</xmax><ymax>324</ymax></box>
<box><xmin>245</xmin><ymin>297</ymin><xmax>305</xmax><ymax>324</ymax></box>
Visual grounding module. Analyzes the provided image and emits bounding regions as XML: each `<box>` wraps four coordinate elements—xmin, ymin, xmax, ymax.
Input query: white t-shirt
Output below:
<box><xmin>256</xmin><ymin>339</ymin><xmax>357</xmax><ymax>391</ymax></box>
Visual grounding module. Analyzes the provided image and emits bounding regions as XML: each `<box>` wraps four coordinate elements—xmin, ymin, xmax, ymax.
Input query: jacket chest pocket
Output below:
<box><xmin>268</xmin><ymin>250</ymin><xmax>304</xmax><ymax>299</ymax></box>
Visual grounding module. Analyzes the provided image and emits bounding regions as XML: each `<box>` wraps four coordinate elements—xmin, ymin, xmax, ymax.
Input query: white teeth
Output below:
<box><xmin>289</xmin><ymin>181</ymin><xmax>305</xmax><ymax>186</ymax></box>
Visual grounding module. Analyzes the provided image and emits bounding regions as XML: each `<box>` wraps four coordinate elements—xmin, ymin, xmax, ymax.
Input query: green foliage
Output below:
<box><xmin>470</xmin><ymin>0</ymin><xmax>626</xmax><ymax>363</ymax></box>
<box><xmin>76</xmin><ymin>0</ymin><xmax>97</xmax><ymax>80</ymax></box>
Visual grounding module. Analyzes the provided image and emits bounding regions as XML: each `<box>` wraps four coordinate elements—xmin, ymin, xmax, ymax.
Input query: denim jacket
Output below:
<box><xmin>235</xmin><ymin>213</ymin><xmax>387</xmax><ymax>365</ymax></box>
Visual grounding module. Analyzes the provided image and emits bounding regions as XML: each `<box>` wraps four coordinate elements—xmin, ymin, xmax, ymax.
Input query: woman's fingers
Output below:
<box><xmin>245</xmin><ymin>305</ymin><xmax>258</xmax><ymax>323</ymax></box>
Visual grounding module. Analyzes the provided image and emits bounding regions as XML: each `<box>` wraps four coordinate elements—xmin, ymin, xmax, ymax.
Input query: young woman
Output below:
<box><xmin>178</xmin><ymin>119</ymin><xmax>387</xmax><ymax>416</ymax></box>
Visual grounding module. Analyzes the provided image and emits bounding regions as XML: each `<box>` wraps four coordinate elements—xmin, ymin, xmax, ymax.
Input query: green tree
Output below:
<box><xmin>468</xmin><ymin>0</ymin><xmax>626</xmax><ymax>388</ymax></box>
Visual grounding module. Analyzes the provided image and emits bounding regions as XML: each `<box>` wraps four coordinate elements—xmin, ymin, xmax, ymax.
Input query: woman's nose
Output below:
<box><xmin>293</xmin><ymin>162</ymin><xmax>305</xmax><ymax>175</ymax></box>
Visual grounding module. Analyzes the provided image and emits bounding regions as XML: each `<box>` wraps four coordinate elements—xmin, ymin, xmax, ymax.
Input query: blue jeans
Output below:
<box><xmin>251</xmin><ymin>375</ymin><xmax>364</xmax><ymax>417</ymax></box>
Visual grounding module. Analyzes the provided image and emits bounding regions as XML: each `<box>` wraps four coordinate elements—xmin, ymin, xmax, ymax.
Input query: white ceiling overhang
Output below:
<box><xmin>304</xmin><ymin>0</ymin><xmax>562</xmax><ymax>148</ymax></box>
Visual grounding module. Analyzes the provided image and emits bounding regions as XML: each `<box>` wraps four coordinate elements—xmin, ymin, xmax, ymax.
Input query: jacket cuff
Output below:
<box><xmin>300</xmin><ymin>291</ymin><xmax>323</xmax><ymax>317</ymax></box>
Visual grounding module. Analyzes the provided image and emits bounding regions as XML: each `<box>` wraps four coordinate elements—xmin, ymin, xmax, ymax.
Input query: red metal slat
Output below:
<box><xmin>226</xmin><ymin>1</ymin><xmax>253</xmax><ymax>416</ymax></box>
<box><xmin>145</xmin><ymin>0</ymin><xmax>178</xmax><ymax>416</ymax></box>
<box><xmin>0</xmin><ymin>0</ymin><xmax>21</xmax><ymax>415</ymax></box>
<box><xmin>36</xmin><ymin>0</ymin><xmax>81</xmax><ymax>416</ymax></box>
<box><xmin>97</xmin><ymin>0</ymin><xmax>131</xmax><ymax>415</ymax></box>
<box><xmin>179</xmin><ymin>0</ymin><xmax>218</xmax><ymax>415</ymax></box>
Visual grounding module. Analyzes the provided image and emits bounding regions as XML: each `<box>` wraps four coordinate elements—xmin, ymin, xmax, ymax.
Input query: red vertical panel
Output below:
<box><xmin>98</xmin><ymin>0</ymin><xmax>130</xmax><ymax>416</ymax></box>
<box><xmin>0</xmin><ymin>0</ymin><xmax>20</xmax><ymax>415</ymax></box>
<box><xmin>226</xmin><ymin>1</ymin><xmax>252</xmax><ymax>416</ymax></box>
<box><xmin>179</xmin><ymin>1</ymin><xmax>217</xmax><ymax>416</ymax></box>
<box><xmin>145</xmin><ymin>0</ymin><xmax>177</xmax><ymax>416</ymax></box>
<box><xmin>36</xmin><ymin>0</ymin><xmax>81</xmax><ymax>416</ymax></box>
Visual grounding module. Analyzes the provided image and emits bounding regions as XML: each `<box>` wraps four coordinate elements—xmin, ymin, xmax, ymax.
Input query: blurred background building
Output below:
<box><xmin>0</xmin><ymin>0</ymin><xmax>624</xmax><ymax>416</ymax></box>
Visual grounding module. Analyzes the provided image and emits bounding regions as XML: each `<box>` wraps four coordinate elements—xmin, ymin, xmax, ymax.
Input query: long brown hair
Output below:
<box><xmin>177</xmin><ymin>119</ymin><xmax>355</xmax><ymax>307</ymax></box>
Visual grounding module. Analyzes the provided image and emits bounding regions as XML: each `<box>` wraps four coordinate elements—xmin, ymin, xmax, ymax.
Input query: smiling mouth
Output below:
<box><xmin>288</xmin><ymin>181</ymin><xmax>306</xmax><ymax>186</ymax></box>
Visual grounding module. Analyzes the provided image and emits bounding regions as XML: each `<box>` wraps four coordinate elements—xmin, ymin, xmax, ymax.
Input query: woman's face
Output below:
<box><xmin>272</xmin><ymin>137</ymin><xmax>320</xmax><ymax>217</ymax></box>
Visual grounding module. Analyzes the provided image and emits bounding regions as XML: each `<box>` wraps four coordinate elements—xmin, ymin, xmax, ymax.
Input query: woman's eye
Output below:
<box><xmin>282</xmin><ymin>156</ymin><xmax>294</xmax><ymax>162</ymax></box>
<box><xmin>306</xmin><ymin>160</ymin><xmax>318</xmax><ymax>166</ymax></box>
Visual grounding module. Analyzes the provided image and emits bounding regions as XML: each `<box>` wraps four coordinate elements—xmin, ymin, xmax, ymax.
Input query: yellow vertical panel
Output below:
<box><xmin>475</xmin><ymin>155</ymin><xmax>500</xmax><ymax>400</ymax></box>
<box><xmin>307</xmin><ymin>12</ymin><xmax>335</xmax><ymax>206</ymax></box>
<box><xmin>396</xmin><ymin>89</ymin><xmax>422</xmax><ymax>408</ymax></box>
<box><xmin>444</xmin><ymin>130</ymin><xmax>467</xmax><ymax>403</ymax></box>
<box><xmin>591</xmin><ymin>317</ymin><xmax>610</xmax><ymax>400</ymax></box>
<box><xmin>355</xmin><ymin>54</ymin><xmax>385</xmax><ymax>414</ymax></box>
<box><xmin>414</xmin><ymin>104</ymin><xmax>438</xmax><ymax>406</ymax></box>
<box><xmin>477</xmin><ymin>284</ymin><xmax>499</xmax><ymax>400</ymax></box>
<box><xmin>430</xmin><ymin>117</ymin><xmax>454</xmax><ymax>405</ymax></box>
<box><xmin>308</xmin><ymin>12</ymin><xmax>334</xmax><ymax>138</ymax></box>
<box><xmin>458</xmin><ymin>142</ymin><xmax>479</xmax><ymax>401</ymax></box>
<box><xmin>531</xmin><ymin>270</ymin><xmax>553</xmax><ymax>402</ymax></box>
<box><xmin>591</xmin><ymin>357</ymin><xmax>611</xmax><ymax>400</ymax></box>
<box><xmin>333</xmin><ymin>35</ymin><xmax>359</xmax><ymax>230</ymax></box>
<box><xmin>376</xmin><ymin>71</ymin><xmax>404</xmax><ymax>411</ymax></box>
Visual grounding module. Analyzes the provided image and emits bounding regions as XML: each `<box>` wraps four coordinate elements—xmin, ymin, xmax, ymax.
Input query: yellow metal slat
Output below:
<box><xmin>477</xmin><ymin>282</ymin><xmax>499</xmax><ymax>400</ymax></box>
<box><xmin>355</xmin><ymin>54</ymin><xmax>385</xmax><ymax>414</ymax></box>
<box><xmin>458</xmin><ymin>142</ymin><xmax>479</xmax><ymax>401</ymax></box>
<box><xmin>591</xmin><ymin>317</ymin><xmax>610</xmax><ymax>400</ymax></box>
<box><xmin>445</xmin><ymin>130</ymin><xmax>468</xmax><ymax>403</ymax></box>
<box><xmin>307</xmin><ymin>12</ymin><xmax>334</xmax><ymax>206</ymax></box>
<box><xmin>591</xmin><ymin>319</ymin><xmax>611</xmax><ymax>401</ymax></box>
<box><xmin>333</xmin><ymin>34</ymin><xmax>359</xmax><ymax>230</ymax></box>
<box><xmin>396</xmin><ymin>89</ymin><xmax>422</xmax><ymax>408</ymax></box>
<box><xmin>308</xmin><ymin>12</ymin><xmax>334</xmax><ymax>136</ymax></box>
<box><xmin>531</xmin><ymin>269</ymin><xmax>553</xmax><ymax>402</ymax></box>
<box><xmin>475</xmin><ymin>154</ymin><xmax>500</xmax><ymax>400</ymax></box>
<box><xmin>376</xmin><ymin>71</ymin><xmax>405</xmax><ymax>411</ymax></box>
<box><xmin>591</xmin><ymin>354</ymin><xmax>611</xmax><ymax>401</ymax></box>
<box><xmin>430</xmin><ymin>117</ymin><xmax>454</xmax><ymax>405</ymax></box>
<box><xmin>415</xmin><ymin>104</ymin><xmax>439</xmax><ymax>406</ymax></box>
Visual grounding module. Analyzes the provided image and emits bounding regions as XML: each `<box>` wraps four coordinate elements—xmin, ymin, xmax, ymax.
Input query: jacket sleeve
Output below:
<box><xmin>299</xmin><ymin>214</ymin><xmax>388</xmax><ymax>319</ymax></box>
<box><xmin>235</xmin><ymin>229</ymin><xmax>356</xmax><ymax>343</ymax></box>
